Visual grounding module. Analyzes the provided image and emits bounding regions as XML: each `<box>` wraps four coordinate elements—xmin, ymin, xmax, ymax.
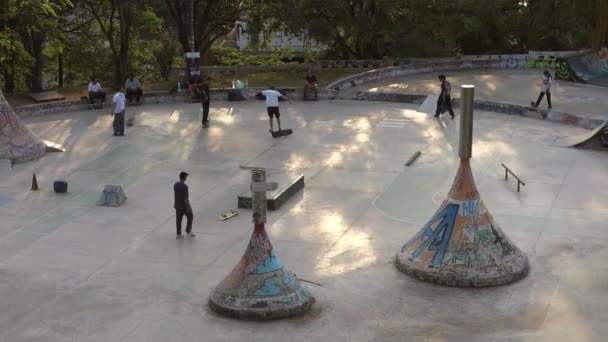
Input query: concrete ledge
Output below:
<box><xmin>238</xmin><ymin>175</ymin><xmax>304</xmax><ymax>211</ymax></box>
<box><xmin>14</xmin><ymin>87</ymin><xmax>336</xmax><ymax>118</ymax></box>
<box><xmin>355</xmin><ymin>91</ymin><xmax>606</xmax><ymax>131</ymax></box>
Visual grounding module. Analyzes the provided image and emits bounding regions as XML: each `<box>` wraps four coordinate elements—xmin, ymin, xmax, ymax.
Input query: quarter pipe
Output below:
<box><xmin>555</xmin><ymin>50</ymin><xmax>608</xmax><ymax>87</ymax></box>
<box><xmin>553</xmin><ymin>120</ymin><xmax>608</xmax><ymax>149</ymax></box>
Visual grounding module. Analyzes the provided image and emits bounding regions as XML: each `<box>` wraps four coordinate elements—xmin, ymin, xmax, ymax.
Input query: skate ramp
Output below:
<box><xmin>556</xmin><ymin>51</ymin><xmax>608</xmax><ymax>87</ymax></box>
<box><xmin>0</xmin><ymin>91</ymin><xmax>64</xmax><ymax>164</ymax></box>
<box><xmin>553</xmin><ymin>120</ymin><xmax>608</xmax><ymax>149</ymax></box>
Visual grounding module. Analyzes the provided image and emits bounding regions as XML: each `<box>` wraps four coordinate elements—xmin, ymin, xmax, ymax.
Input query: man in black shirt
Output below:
<box><xmin>434</xmin><ymin>74</ymin><xmax>455</xmax><ymax>119</ymax></box>
<box><xmin>201</xmin><ymin>77</ymin><xmax>211</xmax><ymax>128</ymax></box>
<box><xmin>174</xmin><ymin>171</ymin><xmax>195</xmax><ymax>239</ymax></box>
<box><xmin>304</xmin><ymin>70</ymin><xmax>318</xmax><ymax>100</ymax></box>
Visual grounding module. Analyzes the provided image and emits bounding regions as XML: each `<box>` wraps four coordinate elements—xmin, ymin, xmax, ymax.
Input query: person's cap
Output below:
<box><xmin>179</xmin><ymin>171</ymin><xmax>189</xmax><ymax>178</ymax></box>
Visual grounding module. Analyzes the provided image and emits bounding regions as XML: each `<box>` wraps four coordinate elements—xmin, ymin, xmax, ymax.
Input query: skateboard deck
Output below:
<box><xmin>271</xmin><ymin>129</ymin><xmax>293</xmax><ymax>138</ymax></box>
<box><xmin>218</xmin><ymin>209</ymin><xmax>238</xmax><ymax>221</ymax></box>
<box><xmin>126</xmin><ymin>117</ymin><xmax>135</xmax><ymax>126</ymax></box>
<box><xmin>526</xmin><ymin>102</ymin><xmax>551</xmax><ymax>118</ymax></box>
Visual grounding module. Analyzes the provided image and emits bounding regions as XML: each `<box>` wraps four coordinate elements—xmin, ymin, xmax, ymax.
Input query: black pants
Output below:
<box><xmin>202</xmin><ymin>101</ymin><xmax>210</xmax><ymax>125</ymax></box>
<box><xmin>175</xmin><ymin>209</ymin><xmax>193</xmax><ymax>235</ymax></box>
<box><xmin>535</xmin><ymin>91</ymin><xmax>552</xmax><ymax>108</ymax></box>
<box><xmin>89</xmin><ymin>91</ymin><xmax>106</xmax><ymax>104</ymax></box>
<box><xmin>113</xmin><ymin>111</ymin><xmax>125</xmax><ymax>135</ymax></box>
<box><xmin>435</xmin><ymin>95</ymin><xmax>454</xmax><ymax>116</ymax></box>
<box><xmin>126</xmin><ymin>88</ymin><xmax>143</xmax><ymax>102</ymax></box>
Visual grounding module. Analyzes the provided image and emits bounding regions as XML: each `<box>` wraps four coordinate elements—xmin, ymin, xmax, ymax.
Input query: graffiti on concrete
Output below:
<box><xmin>396</xmin><ymin>160</ymin><xmax>529</xmax><ymax>287</ymax></box>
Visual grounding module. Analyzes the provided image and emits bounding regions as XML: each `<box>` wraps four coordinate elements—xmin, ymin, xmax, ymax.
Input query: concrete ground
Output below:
<box><xmin>0</xmin><ymin>95</ymin><xmax>607</xmax><ymax>341</ymax></box>
<box><xmin>346</xmin><ymin>69</ymin><xmax>608</xmax><ymax>120</ymax></box>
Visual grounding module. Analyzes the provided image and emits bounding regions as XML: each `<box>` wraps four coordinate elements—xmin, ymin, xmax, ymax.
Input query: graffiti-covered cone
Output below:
<box><xmin>208</xmin><ymin>223</ymin><xmax>314</xmax><ymax>320</ymax></box>
<box><xmin>395</xmin><ymin>159</ymin><xmax>529</xmax><ymax>287</ymax></box>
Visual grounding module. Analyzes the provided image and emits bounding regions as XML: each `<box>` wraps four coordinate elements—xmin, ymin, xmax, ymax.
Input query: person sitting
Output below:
<box><xmin>125</xmin><ymin>74</ymin><xmax>143</xmax><ymax>104</ymax></box>
<box><xmin>87</xmin><ymin>77</ymin><xmax>106</xmax><ymax>106</ymax></box>
<box><xmin>303</xmin><ymin>70</ymin><xmax>318</xmax><ymax>100</ymax></box>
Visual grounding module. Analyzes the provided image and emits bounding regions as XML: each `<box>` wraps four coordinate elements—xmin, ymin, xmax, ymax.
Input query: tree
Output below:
<box><xmin>163</xmin><ymin>0</ymin><xmax>244</xmax><ymax>59</ymax></box>
<box><xmin>591</xmin><ymin>0</ymin><xmax>608</xmax><ymax>49</ymax></box>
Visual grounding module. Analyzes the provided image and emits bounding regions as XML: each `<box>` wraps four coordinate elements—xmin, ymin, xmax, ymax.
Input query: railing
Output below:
<box><xmin>501</xmin><ymin>163</ymin><xmax>526</xmax><ymax>192</ymax></box>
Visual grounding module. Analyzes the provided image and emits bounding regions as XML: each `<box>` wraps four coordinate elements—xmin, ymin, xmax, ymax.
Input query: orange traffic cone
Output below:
<box><xmin>31</xmin><ymin>173</ymin><xmax>39</xmax><ymax>191</ymax></box>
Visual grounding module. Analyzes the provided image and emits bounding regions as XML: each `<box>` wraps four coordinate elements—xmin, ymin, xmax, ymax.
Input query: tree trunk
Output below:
<box><xmin>29</xmin><ymin>32</ymin><xmax>45</xmax><ymax>92</ymax></box>
<box><xmin>2</xmin><ymin>70</ymin><xmax>15</xmax><ymax>93</ymax></box>
<box><xmin>58</xmin><ymin>53</ymin><xmax>64</xmax><ymax>88</ymax></box>
<box><xmin>117</xmin><ymin>0</ymin><xmax>129</xmax><ymax>87</ymax></box>
<box><xmin>591</xmin><ymin>0</ymin><xmax>608</xmax><ymax>49</ymax></box>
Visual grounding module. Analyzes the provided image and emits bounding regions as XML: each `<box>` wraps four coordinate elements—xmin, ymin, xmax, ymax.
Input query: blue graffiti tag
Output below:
<box><xmin>253</xmin><ymin>250</ymin><xmax>283</xmax><ymax>274</ymax></box>
<box><xmin>403</xmin><ymin>203</ymin><xmax>459</xmax><ymax>268</ymax></box>
<box><xmin>254</xmin><ymin>278</ymin><xmax>281</xmax><ymax>296</ymax></box>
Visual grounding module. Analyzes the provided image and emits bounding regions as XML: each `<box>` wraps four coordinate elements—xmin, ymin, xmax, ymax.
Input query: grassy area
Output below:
<box><xmin>6</xmin><ymin>69</ymin><xmax>362</xmax><ymax>107</ymax></box>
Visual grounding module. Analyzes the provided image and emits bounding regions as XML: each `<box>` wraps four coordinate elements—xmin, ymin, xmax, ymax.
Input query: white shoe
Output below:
<box><xmin>187</xmin><ymin>232</ymin><xmax>196</xmax><ymax>238</ymax></box>
<box><xmin>176</xmin><ymin>235</ymin><xmax>184</xmax><ymax>239</ymax></box>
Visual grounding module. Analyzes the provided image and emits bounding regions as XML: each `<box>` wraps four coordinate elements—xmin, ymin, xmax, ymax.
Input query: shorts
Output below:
<box><xmin>267</xmin><ymin>106</ymin><xmax>280</xmax><ymax>118</ymax></box>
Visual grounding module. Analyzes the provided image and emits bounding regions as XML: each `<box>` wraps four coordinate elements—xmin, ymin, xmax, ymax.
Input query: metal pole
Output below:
<box><xmin>459</xmin><ymin>85</ymin><xmax>475</xmax><ymax>159</ymax></box>
<box><xmin>252</xmin><ymin>169</ymin><xmax>267</xmax><ymax>224</ymax></box>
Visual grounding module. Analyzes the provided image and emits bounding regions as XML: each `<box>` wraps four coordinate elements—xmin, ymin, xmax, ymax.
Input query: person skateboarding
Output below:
<box><xmin>434</xmin><ymin>74</ymin><xmax>455</xmax><ymax>119</ymax></box>
<box><xmin>262</xmin><ymin>86</ymin><xmax>287</xmax><ymax>134</ymax></box>
<box><xmin>110</xmin><ymin>86</ymin><xmax>126</xmax><ymax>136</ymax></box>
<box><xmin>174</xmin><ymin>171</ymin><xmax>195</xmax><ymax>239</ymax></box>
<box><xmin>531</xmin><ymin>70</ymin><xmax>552</xmax><ymax>110</ymax></box>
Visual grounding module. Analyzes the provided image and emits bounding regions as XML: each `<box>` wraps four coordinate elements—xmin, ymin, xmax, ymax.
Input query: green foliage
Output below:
<box><xmin>211</xmin><ymin>47</ymin><xmax>296</xmax><ymax>66</ymax></box>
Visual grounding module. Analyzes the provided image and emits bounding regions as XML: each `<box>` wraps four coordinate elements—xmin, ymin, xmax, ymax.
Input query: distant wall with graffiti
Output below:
<box><xmin>327</xmin><ymin>56</ymin><xmax>527</xmax><ymax>91</ymax></box>
<box><xmin>555</xmin><ymin>50</ymin><xmax>608</xmax><ymax>86</ymax></box>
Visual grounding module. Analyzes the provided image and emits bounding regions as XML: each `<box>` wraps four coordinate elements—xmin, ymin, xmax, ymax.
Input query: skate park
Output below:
<box><xmin>1</xmin><ymin>57</ymin><xmax>608</xmax><ymax>340</ymax></box>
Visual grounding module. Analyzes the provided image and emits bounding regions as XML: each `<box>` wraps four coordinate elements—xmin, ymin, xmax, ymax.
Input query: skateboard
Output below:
<box><xmin>126</xmin><ymin>117</ymin><xmax>135</xmax><ymax>126</ymax></box>
<box><xmin>526</xmin><ymin>101</ymin><xmax>551</xmax><ymax>118</ymax></box>
<box><xmin>127</xmin><ymin>102</ymin><xmax>142</xmax><ymax>106</ymax></box>
<box><xmin>218</xmin><ymin>209</ymin><xmax>238</xmax><ymax>221</ymax></box>
<box><xmin>271</xmin><ymin>129</ymin><xmax>293</xmax><ymax>138</ymax></box>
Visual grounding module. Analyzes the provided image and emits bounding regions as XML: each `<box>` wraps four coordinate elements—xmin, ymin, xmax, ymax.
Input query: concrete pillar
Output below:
<box><xmin>208</xmin><ymin>169</ymin><xmax>314</xmax><ymax>319</ymax></box>
<box><xmin>394</xmin><ymin>85</ymin><xmax>529</xmax><ymax>287</ymax></box>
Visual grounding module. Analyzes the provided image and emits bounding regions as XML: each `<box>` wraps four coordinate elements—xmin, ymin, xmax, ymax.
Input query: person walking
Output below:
<box><xmin>174</xmin><ymin>171</ymin><xmax>195</xmax><ymax>239</ymax></box>
<box><xmin>110</xmin><ymin>86</ymin><xmax>126</xmax><ymax>136</ymax></box>
<box><xmin>262</xmin><ymin>86</ymin><xmax>287</xmax><ymax>133</ymax></box>
<box><xmin>434</xmin><ymin>74</ymin><xmax>455</xmax><ymax>119</ymax></box>
<box><xmin>201</xmin><ymin>77</ymin><xmax>211</xmax><ymax>128</ymax></box>
<box><xmin>531</xmin><ymin>70</ymin><xmax>552</xmax><ymax>110</ymax></box>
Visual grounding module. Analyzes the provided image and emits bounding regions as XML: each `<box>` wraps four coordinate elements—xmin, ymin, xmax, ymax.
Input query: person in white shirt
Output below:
<box><xmin>262</xmin><ymin>86</ymin><xmax>287</xmax><ymax>133</ymax></box>
<box><xmin>110</xmin><ymin>86</ymin><xmax>126</xmax><ymax>136</ymax></box>
<box><xmin>87</xmin><ymin>77</ymin><xmax>106</xmax><ymax>105</ymax></box>
<box><xmin>532</xmin><ymin>70</ymin><xmax>553</xmax><ymax>110</ymax></box>
<box><xmin>125</xmin><ymin>74</ymin><xmax>143</xmax><ymax>104</ymax></box>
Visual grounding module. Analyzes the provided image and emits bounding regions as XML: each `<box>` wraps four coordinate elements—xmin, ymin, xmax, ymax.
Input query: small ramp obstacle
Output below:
<box><xmin>29</xmin><ymin>91</ymin><xmax>65</xmax><ymax>103</ymax></box>
<box><xmin>0</xmin><ymin>91</ymin><xmax>64</xmax><ymax>164</ymax></box>
<box><xmin>552</xmin><ymin>120</ymin><xmax>608</xmax><ymax>149</ymax></box>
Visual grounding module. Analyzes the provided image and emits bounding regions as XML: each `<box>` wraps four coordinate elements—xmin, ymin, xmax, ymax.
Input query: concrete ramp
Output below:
<box><xmin>556</xmin><ymin>50</ymin><xmax>608</xmax><ymax>87</ymax></box>
<box><xmin>553</xmin><ymin>120</ymin><xmax>608</xmax><ymax>149</ymax></box>
<box><xmin>0</xmin><ymin>91</ymin><xmax>63</xmax><ymax>164</ymax></box>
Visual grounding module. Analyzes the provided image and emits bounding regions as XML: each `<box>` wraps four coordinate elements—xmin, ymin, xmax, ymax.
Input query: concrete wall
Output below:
<box><xmin>14</xmin><ymin>87</ymin><xmax>336</xmax><ymax>118</ymax></box>
<box><xmin>326</xmin><ymin>56</ymin><xmax>528</xmax><ymax>91</ymax></box>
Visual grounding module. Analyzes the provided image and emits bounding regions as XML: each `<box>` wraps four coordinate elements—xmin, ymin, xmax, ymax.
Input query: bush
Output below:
<box><xmin>210</xmin><ymin>47</ymin><xmax>298</xmax><ymax>66</ymax></box>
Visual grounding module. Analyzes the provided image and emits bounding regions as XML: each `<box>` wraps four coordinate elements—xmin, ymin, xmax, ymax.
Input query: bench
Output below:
<box><xmin>29</xmin><ymin>91</ymin><xmax>65</xmax><ymax>102</ymax></box>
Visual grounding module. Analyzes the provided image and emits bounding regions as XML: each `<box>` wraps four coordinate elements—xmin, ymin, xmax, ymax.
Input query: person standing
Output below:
<box><xmin>532</xmin><ymin>70</ymin><xmax>552</xmax><ymax>110</ymax></box>
<box><xmin>303</xmin><ymin>70</ymin><xmax>318</xmax><ymax>100</ymax></box>
<box><xmin>110</xmin><ymin>86</ymin><xmax>126</xmax><ymax>136</ymax></box>
<box><xmin>434</xmin><ymin>74</ymin><xmax>455</xmax><ymax>119</ymax></box>
<box><xmin>262</xmin><ymin>86</ymin><xmax>287</xmax><ymax>133</ymax></box>
<box><xmin>174</xmin><ymin>171</ymin><xmax>195</xmax><ymax>239</ymax></box>
<box><xmin>201</xmin><ymin>77</ymin><xmax>211</xmax><ymax>128</ymax></box>
<box><xmin>125</xmin><ymin>74</ymin><xmax>143</xmax><ymax>104</ymax></box>
<box><xmin>87</xmin><ymin>77</ymin><xmax>106</xmax><ymax>106</ymax></box>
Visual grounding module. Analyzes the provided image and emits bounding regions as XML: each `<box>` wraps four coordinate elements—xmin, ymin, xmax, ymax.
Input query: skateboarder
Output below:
<box><xmin>174</xmin><ymin>171</ymin><xmax>195</xmax><ymax>239</ymax></box>
<box><xmin>531</xmin><ymin>70</ymin><xmax>552</xmax><ymax>110</ymax></box>
<box><xmin>434</xmin><ymin>74</ymin><xmax>455</xmax><ymax>119</ymax></box>
<box><xmin>110</xmin><ymin>86</ymin><xmax>126</xmax><ymax>136</ymax></box>
<box><xmin>201</xmin><ymin>77</ymin><xmax>211</xmax><ymax>128</ymax></box>
<box><xmin>262</xmin><ymin>86</ymin><xmax>287</xmax><ymax>133</ymax></box>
